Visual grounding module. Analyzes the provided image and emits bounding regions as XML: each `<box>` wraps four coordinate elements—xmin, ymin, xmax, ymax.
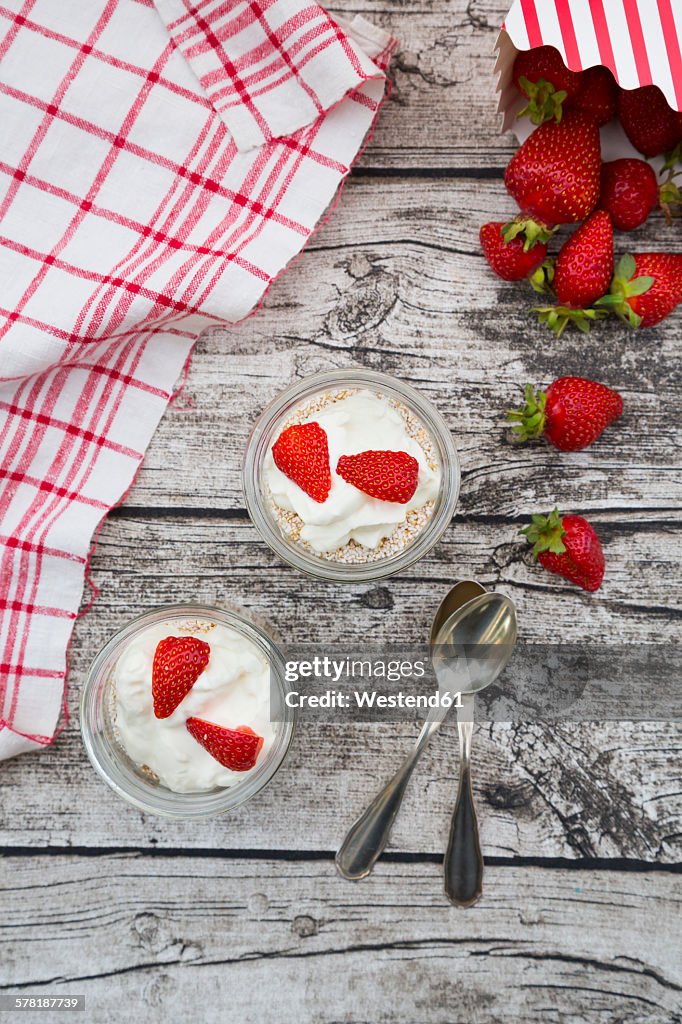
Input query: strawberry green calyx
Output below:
<box><xmin>529</xmin><ymin>259</ymin><xmax>555</xmax><ymax>294</ymax></box>
<box><xmin>594</xmin><ymin>254</ymin><xmax>655</xmax><ymax>329</ymax></box>
<box><xmin>517</xmin><ymin>76</ymin><xmax>568</xmax><ymax>125</ymax></box>
<box><xmin>659</xmin><ymin>148</ymin><xmax>682</xmax><ymax>223</ymax></box>
<box><xmin>501</xmin><ymin>218</ymin><xmax>556</xmax><ymax>253</ymax></box>
<box><xmin>659</xmin><ymin>178</ymin><xmax>682</xmax><ymax>224</ymax></box>
<box><xmin>660</xmin><ymin>141</ymin><xmax>682</xmax><ymax>177</ymax></box>
<box><xmin>507</xmin><ymin>384</ymin><xmax>547</xmax><ymax>441</ymax></box>
<box><xmin>534</xmin><ymin>305</ymin><xmax>608</xmax><ymax>337</ymax></box>
<box><xmin>520</xmin><ymin>507</ymin><xmax>567</xmax><ymax>559</ymax></box>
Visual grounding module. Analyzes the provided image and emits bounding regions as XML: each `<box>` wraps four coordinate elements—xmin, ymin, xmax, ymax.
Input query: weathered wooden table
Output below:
<box><xmin>2</xmin><ymin>2</ymin><xmax>681</xmax><ymax>1021</ymax></box>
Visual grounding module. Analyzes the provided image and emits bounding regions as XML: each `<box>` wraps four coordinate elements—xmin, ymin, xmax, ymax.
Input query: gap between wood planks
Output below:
<box><xmin>2</xmin><ymin>846</ymin><xmax>681</xmax><ymax>872</ymax></box>
<box><xmin>108</xmin><ymin>506</ymin><xmax>681</xmax><ymax>526</ymax></box>
<box><xmin>351</xmin><ymin>166</ymin><xmax>505</xmax><ymax>178</ymax></box>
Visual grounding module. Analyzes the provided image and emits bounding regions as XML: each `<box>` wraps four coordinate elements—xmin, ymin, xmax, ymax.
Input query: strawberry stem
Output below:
<box><xmin>507</xmin><ymin>384</ymin><xmax>547</xmax><ymax>441</ymax></box>
<box><xmin>658</xmin><ymin>145</ymin><xmax>682</xmax><ymax>224</ymax></box>
<box><xmin>534</xmin><ymin>305</ymin><xmax>609</xmax><ymax>337</ymax></box>
<box><xmin>529</xmin><ymin>259</ymin><xmax>555</xmax><ymax>294</ymax></box>
<box><xmin>660</xmin><ymin>141</ymin><xmax>682</xmax><ymax>177</ymax></box>
<box><xmin>520</xmin><ymin>507</ymin><xmax>567</xmax><ymax>559</ymax></box>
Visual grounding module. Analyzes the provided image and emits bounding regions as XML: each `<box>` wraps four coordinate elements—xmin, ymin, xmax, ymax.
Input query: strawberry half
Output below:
<box><xmin>521</xmin><ymin>508</ymin><xmax>605</xmax><ymax>593</ymax></box>
<box><xmin>508</xmin><ymin>377</ymin><xmax>623</xmax><ymax>452</ymax></box>
<box><xmin>152</xmin><ymin>636</ymin><xmax>210</xmax><ymax>719</ymax></box>
<box><xmin>272</xmin><ymin>421</ymin><xmax>331</xmax><ymax>503</ymax></box>
<box><xmin>186</xmin><ymin>719</ymin><xmax>264</xmax><ymax>772</ymax></box>
<box><xmin>336</xmin><ymin>450</ymin><xmax>419</xmax><ymax>504</ymax></box>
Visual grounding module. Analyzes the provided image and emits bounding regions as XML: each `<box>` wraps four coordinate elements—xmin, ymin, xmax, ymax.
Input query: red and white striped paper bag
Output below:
<box><xmin>496</xmin><ymin>0</ymin><xmax>682</xmax><ymax>157</ymax></box>
<box><xmin>0</xmin><ymin>0</ymin><xmax>396</xmax><ymax>759</ymax></box>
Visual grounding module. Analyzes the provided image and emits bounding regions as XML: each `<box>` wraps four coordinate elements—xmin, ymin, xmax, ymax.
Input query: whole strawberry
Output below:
<box><xmin>521</xmin><ymin>508</ymin><xmax>605</xmax><ymax>592</ymax></box>
<box><xmin>618</xmin><ymin>85</ymin><xmax>682</xmax><ymax>157</ymax></box>
<box><xmin>599</xmin><ymin>159</ymin><xmax>658</xmax><ymax>231</ymax></box>
<box><xmin>186</xmin><ymin>719</ymin><xmax>264</xmax><ymax>772</ymax></box>
<box><xmin>152</xmin><ymin>636</ymin><xmax>211</xmax><ymax>719</ymax></box>
<box><xmin>508</xmin><ymin>377</ymin><xmax>623</xmax><ymax>451</ymax></box>
<box><xmin>272</xmin><ymin>421</ymin><xmax>331</xmax><ymax>502</ymax></box>
<box><xmin>555</xmin><ymin>210</ymin><xmax>613</xmax><ymax>306</ymax></box>
<box><xmin>535</xmin><ymin>210</ymin><xmax>613</xmax><ymax>335</ymax></box>
<box><xmin>505</xmin><ymin>110</ymin><xmax>601</xmax><ymax>227</ymax></box>
<box><xmin>596</xmin><ymin>252</ymin><xmax>682</xmax><ymax>328</ymax></box>
<box><xmin>336</xmin><ymin>450</ymin><xmax>419</xmax><ymax>504</ymax></box>
<box><xmin>479</xmin><ymin>220</ymin><xmax>550</xmax><ymax>281</ymax></box>
<box><xmin>513</xmin><ymin>45</ymin><xmax>582</xmax><ymax>124</ymax></box>
<box><xmin>568</xmin><ymin>65</ymin><xmax>619</xmax><ymax>127</ymax></box>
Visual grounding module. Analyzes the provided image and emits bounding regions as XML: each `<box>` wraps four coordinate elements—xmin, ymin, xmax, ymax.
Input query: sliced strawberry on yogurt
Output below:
<box><xmin>336</xmin><ymin>450</ymin><xmax>419</xmax><ymax>504</ymax></box>
<box><xmin>152</xmin><ymin>636</ymin><xmax>210</xmax><ymax>719</ymax></box>
<box><xmin>272</xmin><ymin>421</ymin><xmax>331</xmax><ymax>502</ymax></box>
<box><xmin>186</xmin><ymin>719</ymin><xmax>264</xmax><ymax>772</ymax></box>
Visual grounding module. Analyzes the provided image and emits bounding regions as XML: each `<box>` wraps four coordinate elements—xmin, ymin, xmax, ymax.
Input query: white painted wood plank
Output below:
<box><xmin>1</xmin><ymin>855</ymin><xmax>680</xmax><ymax>1024</ymax></box>
<box><xmin>346</xmin><ymin>0</ymin><xmax>517</xmax><ymax>168</ymax></box>
<box><xmin>3</xmin><ymin>680</ymin><xmax>680</xmax><ymax>860</ymax></box>
<box><xmin>2</xmin><ymin>2</ymin><xmax>680</xmax><ymax>881</ymax></box>
<box><xmin>124</xmin><ymin>176</ymin><xmax>681</xmax><ymax>520</ymax></box>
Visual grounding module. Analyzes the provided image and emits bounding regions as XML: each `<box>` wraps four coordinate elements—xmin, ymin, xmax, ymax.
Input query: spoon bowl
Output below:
<box><xmin>430</xmin><ymin>580</ymin><xmax>487</xmax><ymax>648</ymax></box>
<box><xmin>433</xmin><ymin>592</ymin><xmax>518</xmax><ymax>697</ymax></box>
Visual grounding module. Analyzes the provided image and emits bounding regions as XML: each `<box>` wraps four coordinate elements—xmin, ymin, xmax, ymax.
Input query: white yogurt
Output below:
<box><xmin>264</xmin><ymin>390</ymin><xmax>441</xmax><ymax>552</ymax></box>
<box><xmin>113</xmin><ymin>622</ymin><xmax>275</xmax><ymax>793</ymax></box>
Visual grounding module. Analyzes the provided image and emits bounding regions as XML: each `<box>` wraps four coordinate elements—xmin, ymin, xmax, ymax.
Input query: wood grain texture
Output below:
<box><xmin>125</xmin><ymin>176</ymin><xmax>682</xmax><ymax>518</ymax></box>
<box><xmin>1</xmin><ymin>855</ymin><xmax>681</xmax><ymax>1024</ymax></box>
<box><xmin>3</xmin><ymin>705</ymin><xmax>681</xmax><ymax>861</ymax></box>
<box><xmin>3</xmin><ymin>0</ymin><xmax>681</xmax><ymax>1017</ymax></box>
<box><xmin>346</xmin><ymin>0</ymin><xmax>516</xmax><ymax>169</ymax></box>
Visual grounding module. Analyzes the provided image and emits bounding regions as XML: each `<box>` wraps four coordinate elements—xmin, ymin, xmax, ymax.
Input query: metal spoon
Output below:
<box><xmin>433</xmin><ymin>592</ymin><xmax>517</xmax><ymax>907</ymax></box>
<box><xmin>335</xmin><ymin>580</ymin><xmax>487</xmax><ymax>881</ymax></box>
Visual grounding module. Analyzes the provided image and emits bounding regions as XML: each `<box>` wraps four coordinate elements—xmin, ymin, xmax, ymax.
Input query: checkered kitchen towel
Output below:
<box><xmin>0</xmin><ymin>0</ymin><xmax>396</xmax><ymax>759</ymax></box>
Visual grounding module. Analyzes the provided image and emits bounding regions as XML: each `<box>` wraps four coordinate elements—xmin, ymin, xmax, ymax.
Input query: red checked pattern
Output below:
<box><xmin>155</xmin><ymin>0</ymin><xmax>385</xmax><ymax>151</ymax></box>
<box><xmin>0</xmin><ymin>0</ymin><xmax>396</xmax><ymax>760</ymax></box>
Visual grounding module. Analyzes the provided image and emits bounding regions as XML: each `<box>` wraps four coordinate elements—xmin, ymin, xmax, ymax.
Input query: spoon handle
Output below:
<box><xmin>444</xmin><ymin>720</ymin><xmax>483</xmax><ymax>906</ymax></box>
<box><xmin>336</xmin><ymin>721</ymin><xmax>437</xmax><ymax>880</ymax></box>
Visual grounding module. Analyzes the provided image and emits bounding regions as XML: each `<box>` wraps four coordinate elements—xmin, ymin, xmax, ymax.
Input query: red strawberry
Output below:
<box><xmin>535</xmin><ymin>210</ymin><xmax>613</xmax><ymax>336</ymax></box>
<box><xmin>599</xmin><ymin>159</ymin><xmax>658</xmax><ymax>231</ymax></box>
<box><xmin>508</xmin><ymin>377</ymin><xmax>623</xmax><ymax>451</ymax></box>
<box><xmin>521</xmin><ymin>508</ymin><xmax>605</xmax><ymax>592</ymax></box>
<box><xmin>505</xmin><ymin>110</ymin><xmax>601</xmax><ymax>227</ymax></box>
<box><xmin>596</xmin><ymin>252</ymin><xmax>682</xmax><ymax>328</ymax></box>
<box><xmin>272</xmin><ymin>421</ymin><xmax>331</xmax><ymax>503</ymax></box>
<box><xmin>336</xmin><ymin>450</ymin><xmax>419</xmax><ymax>504</ymax></box>
<box><xmin>513</xmin><ymin>45</ymin><xmax>582</xmax><ymax>124</ymax></box>
<box><xmin>568</xmin><ymin>65</ymin><xmax>619</xmax><ymax>127</ymax></box>
<box><xmin>152</xmin><ymin>636</ymin><xmax>210</xmax><ymax>719</ymax></box>
<box><xmin>186</xmin><ymin>719</ymin><xmax>264</xmax><ymax>772</ymax></box>
<box><xmin>554</xmin><ymin>210</ymin><xmax>613</xmax><ymax>306</ymax></box>
<box><xmin>618</xmin><ymin>85</ymin><xmax>682</xmax><ymax>157</ymax></box>
<box><xmin>479</xmin><ymin>220</ymin><xmax>550</xmax><ymax>281</ymax></box>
